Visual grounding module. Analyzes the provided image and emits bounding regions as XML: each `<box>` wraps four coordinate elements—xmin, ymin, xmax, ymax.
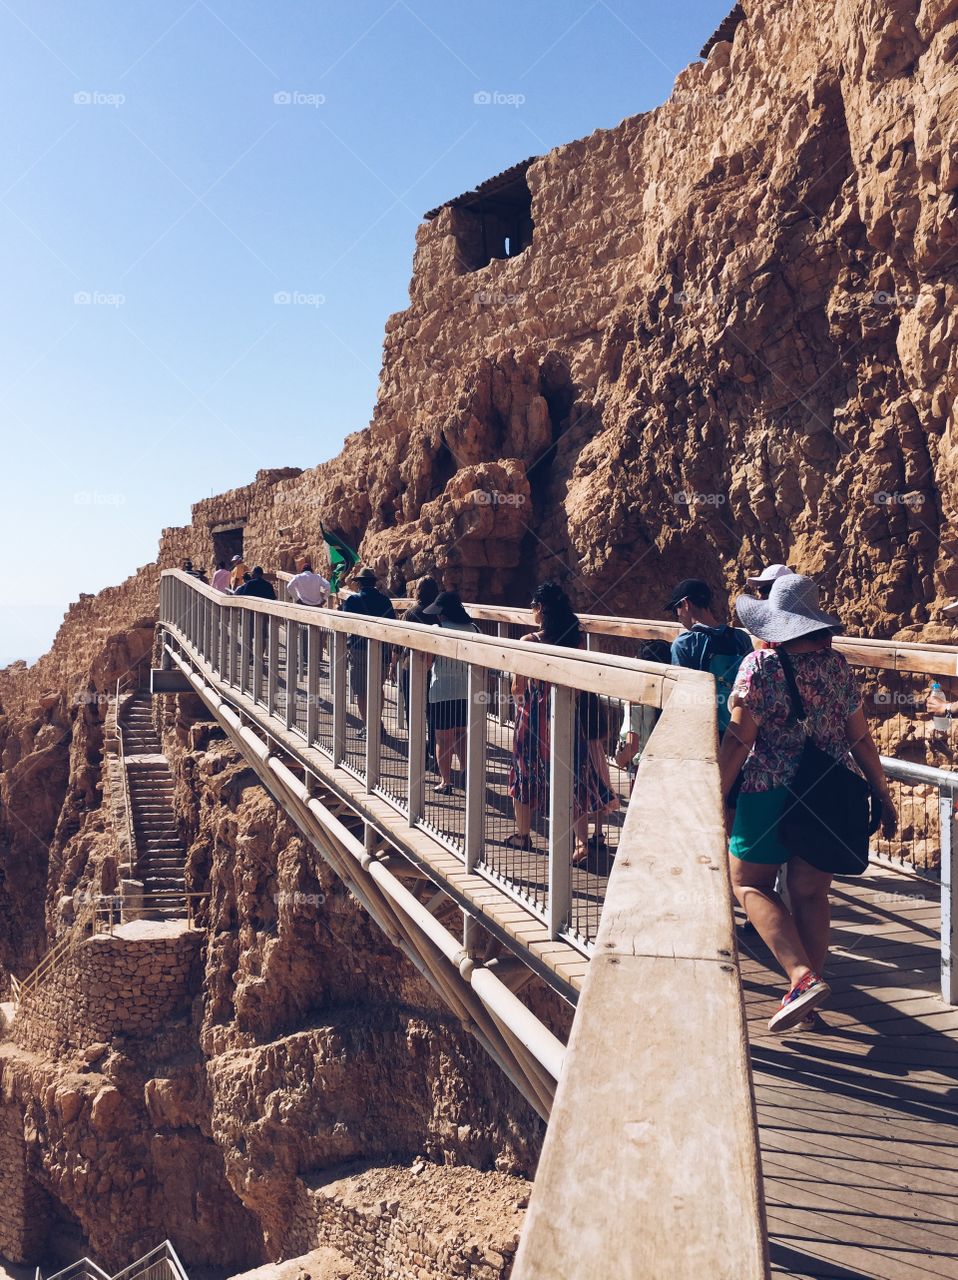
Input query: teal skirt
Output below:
<box><xmin>730</xmin><ymin>786</ymin><xmax>790</xmax><ymax>864</ymax></box>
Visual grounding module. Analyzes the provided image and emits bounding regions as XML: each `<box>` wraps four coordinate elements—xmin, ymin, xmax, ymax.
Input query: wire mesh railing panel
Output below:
<box><xmin>418</xmin><ymin>669</ymin><xmax>471</xmax><ymax>856</ymax></box>
<box><xmin>479</xmin><ymin>668</ymin><xmax>550</xmax><ymax>917</ymax></box>
<box><xmin>379</xmin><ymin>655</ymin><xmax>410</xmax><ymax>812</ymax></box>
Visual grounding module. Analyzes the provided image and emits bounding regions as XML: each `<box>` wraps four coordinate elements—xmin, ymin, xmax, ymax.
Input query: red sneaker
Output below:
<box><xmin>768</xmin><ymin>972</ymin><xmax>831</xmax><ymax>1034</ymax></box>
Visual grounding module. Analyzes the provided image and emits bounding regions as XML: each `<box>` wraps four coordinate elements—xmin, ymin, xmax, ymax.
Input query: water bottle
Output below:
<box><xmin>931</xmin><ymin>681</ymin><xmax>950</xmax><ymax>732</ymax></box>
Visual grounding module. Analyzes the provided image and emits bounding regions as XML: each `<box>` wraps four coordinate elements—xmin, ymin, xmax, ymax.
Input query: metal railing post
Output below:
<box><xmin>286</xmin><ymin>619</ymin><xmax>298</xmax><ymax>731</ymax></box>
<box><xmin>253</xmin><ymin>611</ymin><xmax>265</xmax><ymax>705</ymax></box>
<box><xmin>497</xmin><ymin>622</ymin><xmax>510</xmax><ymax>726</ymax></box>
<box><xmin>218</xmin><ymin>602</ymin><xmax>228</xmax><ymax>680</ymax></box>
<box><xmin>306</xmin><ymin>624</ymin><xmax>320</xmax><ymax>746</ymax></box>
<box><xmin>332</xmin><ymin>631</ymin><xmax>347</xmax><ymax>764</ymax></box>
<box><xmin>267</xmin><ymin>615</ymin><xmax>280</xmax><ymax>717</ymax></box>
<box><xmin>366</xmin><ymin>638</ymin><xmax>383</xmax><ymax>790</ymax></box>
<box><xmin>239</xmin><ymin>604</ymin><xmax>250</xmax><ymax>698</ymax></box>
<box><xmin>408</xmin><ymin>649</ymin><xmax>427</xmax><ymax>826</ymax></box>
<box><xmin>548</xmin><ymin>683</ymin><xmax>574</xmax><ymax>938</ymax></box>
<box><xmin>464</xmin><ymin>663</ymin><xmax>486</xmax><ymax>870</ymax></box>
<box><xmin>942</xmin><ymin>788</ymin><xmax>957</xmax><ymax>1005</ymax></box>
<box><xmin>227</xmin><ymin>607</ymin><xmax>238</xmax><ymax>687</ymax></box>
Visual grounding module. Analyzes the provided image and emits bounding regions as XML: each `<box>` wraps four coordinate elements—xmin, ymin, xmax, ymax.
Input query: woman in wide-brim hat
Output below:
<box><xmin>718</xmin><ymin>574</ymin><xmax>897</xmax><ymax>1034</ymax></box>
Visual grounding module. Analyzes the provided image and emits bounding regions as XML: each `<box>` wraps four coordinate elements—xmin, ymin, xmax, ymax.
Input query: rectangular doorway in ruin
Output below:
<box><xmin>211</xmin><ymin>521</ymin><xmax>246</xmax><ymax>567</ymax></box>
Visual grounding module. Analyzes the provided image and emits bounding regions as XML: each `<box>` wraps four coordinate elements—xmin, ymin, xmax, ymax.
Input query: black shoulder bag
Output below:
<box><xmin>777</xmin><ymin>651</ymin><xmax>881</xmax><ymax>876</ymax></box>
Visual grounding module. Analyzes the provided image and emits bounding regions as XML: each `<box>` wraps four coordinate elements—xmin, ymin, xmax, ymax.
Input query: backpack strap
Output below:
<box><xmin>777</xmin><ymin>650</ymin><xmax>807</xmax><ymax>724</ymax></box>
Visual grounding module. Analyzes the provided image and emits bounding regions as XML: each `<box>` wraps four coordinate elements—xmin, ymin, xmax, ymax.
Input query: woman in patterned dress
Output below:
<box><xmin>719</xmin><ymin>575</ymin><xmax>896</xmax><ymax>1033</ymax></box>
<box><xmin>505</xmin><ymin>583</ymin><xmax>618</xmax><ymax>860</ymax></box>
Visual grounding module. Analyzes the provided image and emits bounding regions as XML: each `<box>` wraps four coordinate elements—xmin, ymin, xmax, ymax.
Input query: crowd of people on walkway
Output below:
<box><xmin>178</xmin><ymin>551</ymin><xmax>915</xmax><ymax>1033</ymax></box>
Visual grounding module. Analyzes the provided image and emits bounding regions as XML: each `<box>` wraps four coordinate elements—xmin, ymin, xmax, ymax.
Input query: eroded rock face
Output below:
<box><xmin>151</xmin><ymin>0</ymin><xmax>958</xmax><ymax>629</ymax></box>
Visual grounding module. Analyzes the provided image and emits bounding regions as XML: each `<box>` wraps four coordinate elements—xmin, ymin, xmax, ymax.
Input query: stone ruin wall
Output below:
<box><xmin>12</xmin><ymin>929</ymin><xmax>202</xmax><ymax>1058</ymax></box>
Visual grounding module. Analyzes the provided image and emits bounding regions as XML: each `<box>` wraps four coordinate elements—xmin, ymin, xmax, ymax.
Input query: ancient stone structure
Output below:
<box><xmin>2</xmin><ymin>0</ymin><xmax>958</xmax><ymax>1273</ymax></box>
<box><xmin>12</xmin><ymin>925</ymin><xmax>202</xmax><ymax>1057</ymax></box>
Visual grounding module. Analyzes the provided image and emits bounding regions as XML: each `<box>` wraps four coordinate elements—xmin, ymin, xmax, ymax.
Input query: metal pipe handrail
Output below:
<box><xmin>113</xmin><ymin>680</ymin><xmax>137</xmax><ymax>867</ymax></box>
<box><xmin>880</xmin><ymin>754</ymin><xmax>958</xmax><ymax>791</ymax></box>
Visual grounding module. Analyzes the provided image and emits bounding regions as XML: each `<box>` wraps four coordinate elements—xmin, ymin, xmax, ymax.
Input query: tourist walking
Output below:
<box><xmin>506</xmin><ymin>582</ymin><xmax>618</xmax><ymax>861</ymax></box>
<box><xmin>211</xmin><ymin>561</ymin><xmax>232</xmax><ymax>592</ymax></box>
<box><xmin>286</xmin><ymin>561</ymin><xmax>331</xmax><ymax>673</ymax></box>
<box><xmin>421</xmin><ymin>591</ymin><xmax>479</xmax><ymax>793</ymax></box>
<box><xmin>665</xmin><ymin>578</ymin><xmax>753</xmax><ymax>735</ymax></box>
<box><xmin>229</xmin><ymin>554</ymin><xmax>249</xmax><ymax>590</ymax></box>
<box><xmin>234</xmin><ymin>566</ymin><xmax>276</xmax><ymax>600</ymax></box>
<box><xmin>614</xmin><ymin>640</ymin><xmax>672</xmax><ymax>789</ymax></box>
<box><xmin>718</xmin><ymin>574</ymin><xmax>896</xmax><ymax>1032</ymax></box>
<box><xmin>341</xmin><ymin>567</ymin><xmax>395</xmax><ymax>738</ymax></box>
<box><xmin>396</xmin><ymin>577</ymin><xmax>440</xmax><ymax>765</ymax></box>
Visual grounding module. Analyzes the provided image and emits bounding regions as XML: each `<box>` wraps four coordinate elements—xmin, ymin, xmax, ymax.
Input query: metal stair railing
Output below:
<box><xmin>38</xmin><ymin>1241</ymin><xmax>188</xmax><ymax>1280</ymax></box>
<box><xmin>12</xmin><ymin>898</ymin><xmax>98</xmax><ymax>1009</ymax></box>
<box><xmin>36</xmin><ymin>1255</ymin><xmax>110</xmax><ymax>1280</ymax></box>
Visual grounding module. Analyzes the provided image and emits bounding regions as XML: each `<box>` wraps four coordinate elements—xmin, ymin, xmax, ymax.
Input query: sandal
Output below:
<box><xmin>572</xmin><ymin>843</ymin><xmax>591</xmax><ymax>866</ymax></box>
<box><xmin>433</xmin><ymin>783</ymin><xmax>454</xmax><ymax>795</ymax></box>
<box><xmin>503</xmin><ymin>832</ymin><xmax>533</xmax><ymax>850</ymax></box>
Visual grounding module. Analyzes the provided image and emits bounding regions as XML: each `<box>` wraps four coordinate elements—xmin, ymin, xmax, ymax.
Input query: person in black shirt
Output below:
<box><xmin>234</xmin><ymin>566</ymin><xmax>276</xmax><ymax>600</ymax></box>
<box><xmin>341</xmin><ymin>567</ymin><xmax>395</xmax><ymax>737</ymax></box>
<box><xmin>396</xmin><ymin>577</ymin><xmax>440</xmax><ymax>763</ymax></box>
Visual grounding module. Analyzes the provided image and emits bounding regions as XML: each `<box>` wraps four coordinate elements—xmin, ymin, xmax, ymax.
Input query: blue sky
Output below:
<box><xmin>0</xmin><ymin>0</ymin><xmax>731</xmax><ymax>664</ymax></box>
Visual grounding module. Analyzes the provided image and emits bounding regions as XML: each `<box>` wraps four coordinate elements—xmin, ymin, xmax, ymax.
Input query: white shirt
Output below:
<box><xmin>287</xmin><ymin>570</ymin><xmax>330</xmax><ymax>607</ymax></box>
<box><xmin>211</xmin><ymin>568</ymin><xmax>232</xmax><ymax>593</ymax></box>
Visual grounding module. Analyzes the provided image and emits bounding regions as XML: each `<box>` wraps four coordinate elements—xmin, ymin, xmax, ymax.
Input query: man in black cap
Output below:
<box><xmin>341</xmin><ymin>567</ymin><xmax>395</xmax><ymax>737</ymax></box>
<box><xmin>664</xmin><ymin>578</ymin><xmax>752</xmax><ymax>736</ymax></box>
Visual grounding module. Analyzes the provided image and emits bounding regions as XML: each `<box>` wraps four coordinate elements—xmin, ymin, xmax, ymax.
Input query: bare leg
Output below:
<box><xmin>435</xmin><ymin>728</ymin><xmax>455</xmax><ymax>785</ymax></box>
<box><xmin>453</xmin><ymin>726</ymin><xmax>468</xmax><ymax>778</ymax></box>
<box><xmin>786</xmin><ymin>857</ymin><xmax>833</xmax><ymax>975</ymax></box>
<box><xmin>729</xmin><ymin>858</ymin><xmax>815</xmax><ymax>987</ymax></box>
<box><xmin>356</xmin><ymin>693</ymin><xmax>367</xmax><ymax>725</ymax></box>
<box><xmin>513</xmin><ymin>800</ymin><xmax>532</xmax><ymax>837</ymax></box>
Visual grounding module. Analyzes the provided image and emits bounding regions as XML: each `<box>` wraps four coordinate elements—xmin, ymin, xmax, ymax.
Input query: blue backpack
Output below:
<box><xmin>698</xmin><ymin>628</ymin><xmax>752</xmax><ymax>734</ymax></box>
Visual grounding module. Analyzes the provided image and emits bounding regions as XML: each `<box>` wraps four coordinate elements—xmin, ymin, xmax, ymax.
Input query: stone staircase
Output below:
<box><xmin>120</xmin><ymin>693</ymin><xmax>186</xmax><ymax>918</ymax></box>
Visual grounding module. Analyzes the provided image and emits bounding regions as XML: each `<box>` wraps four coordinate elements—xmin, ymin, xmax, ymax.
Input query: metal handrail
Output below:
<box><xmin>13</xmin><ymin>899</ymin><xmax>98</xmax><ymax>1007</ymax></box>
<box><xmin>274</xmin><ymin>571</ymin><xmax>958</xmax><ymax>678</ymax></box>
<box><xmin>94</xmin><ymin>891</ymin><xmax>209</xmax><ymax>933</ymax></box>
<box><xmin>114</xmin><ymin>678</ymin><xmax>138</xmax><ymax>868</ymax></box>
<box><xmin>880</xmin><ymin>754</ymin><xmax>958</xmax><ymax>792</ymax></box>
<box><xmin>40</xmin><ymin>1241</ymin><xmax>188</xmax><ymax>1280</ymax></box>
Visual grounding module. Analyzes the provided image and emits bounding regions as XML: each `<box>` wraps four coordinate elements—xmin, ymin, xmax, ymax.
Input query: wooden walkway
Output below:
<box><xmin>740</xmin><ymin>867</ymin><xmax>958</xmax><ymax>1279</ymax></box>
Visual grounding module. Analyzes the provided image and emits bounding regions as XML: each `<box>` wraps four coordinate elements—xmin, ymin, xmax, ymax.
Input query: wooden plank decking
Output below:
<box><xmin>740</xmin><ymin>867</ymin><xmax>958</xmax><ymax>1279</ymax></box>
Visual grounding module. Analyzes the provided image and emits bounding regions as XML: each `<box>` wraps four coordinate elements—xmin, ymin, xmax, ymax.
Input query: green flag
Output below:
<box><xmin>321</xmin><ymin>523</ymin><xmax>360</xmax><ymax>592</ymax></box>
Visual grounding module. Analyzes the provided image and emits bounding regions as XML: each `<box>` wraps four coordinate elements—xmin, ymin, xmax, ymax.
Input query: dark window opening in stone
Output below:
<box><xmin>425</xmin><ymin>158</ymin><xmax>536</xmax><ymax>273</ymax></box>
<box><xmin>211</xmin><ymin>521</ymin><xmax>245</xmax><ymax>566</ymax></box>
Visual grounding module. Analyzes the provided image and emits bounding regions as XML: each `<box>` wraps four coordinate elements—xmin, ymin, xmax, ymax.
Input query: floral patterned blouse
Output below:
<box><xmin>731</xmin><ymin>648</ymin><xmax>862</xmax><ymax>793</ymax></box>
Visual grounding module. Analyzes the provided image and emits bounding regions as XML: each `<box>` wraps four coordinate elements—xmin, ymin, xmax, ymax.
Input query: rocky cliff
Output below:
<box><xmin>159</xmin><ymin>0</ymin><xmax>958</xmax><ymax>632</ymax></box>
<box><xmin>2</xmin><ymin>0</ymin><xmax>957</xmax><ymax>1272</ymax></box>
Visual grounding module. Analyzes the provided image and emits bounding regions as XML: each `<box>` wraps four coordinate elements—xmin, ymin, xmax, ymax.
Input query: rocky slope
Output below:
<box><xmin>2</xmin><ymin>0</ymin><xmax>957</xmax><ymax>1271</ymax></box>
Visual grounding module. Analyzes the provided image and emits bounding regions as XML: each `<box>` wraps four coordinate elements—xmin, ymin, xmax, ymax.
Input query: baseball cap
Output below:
<box><xmin>664</xmin><ymin>579</ymin><xmax>712</xmax><ymax>612</ymax></box>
